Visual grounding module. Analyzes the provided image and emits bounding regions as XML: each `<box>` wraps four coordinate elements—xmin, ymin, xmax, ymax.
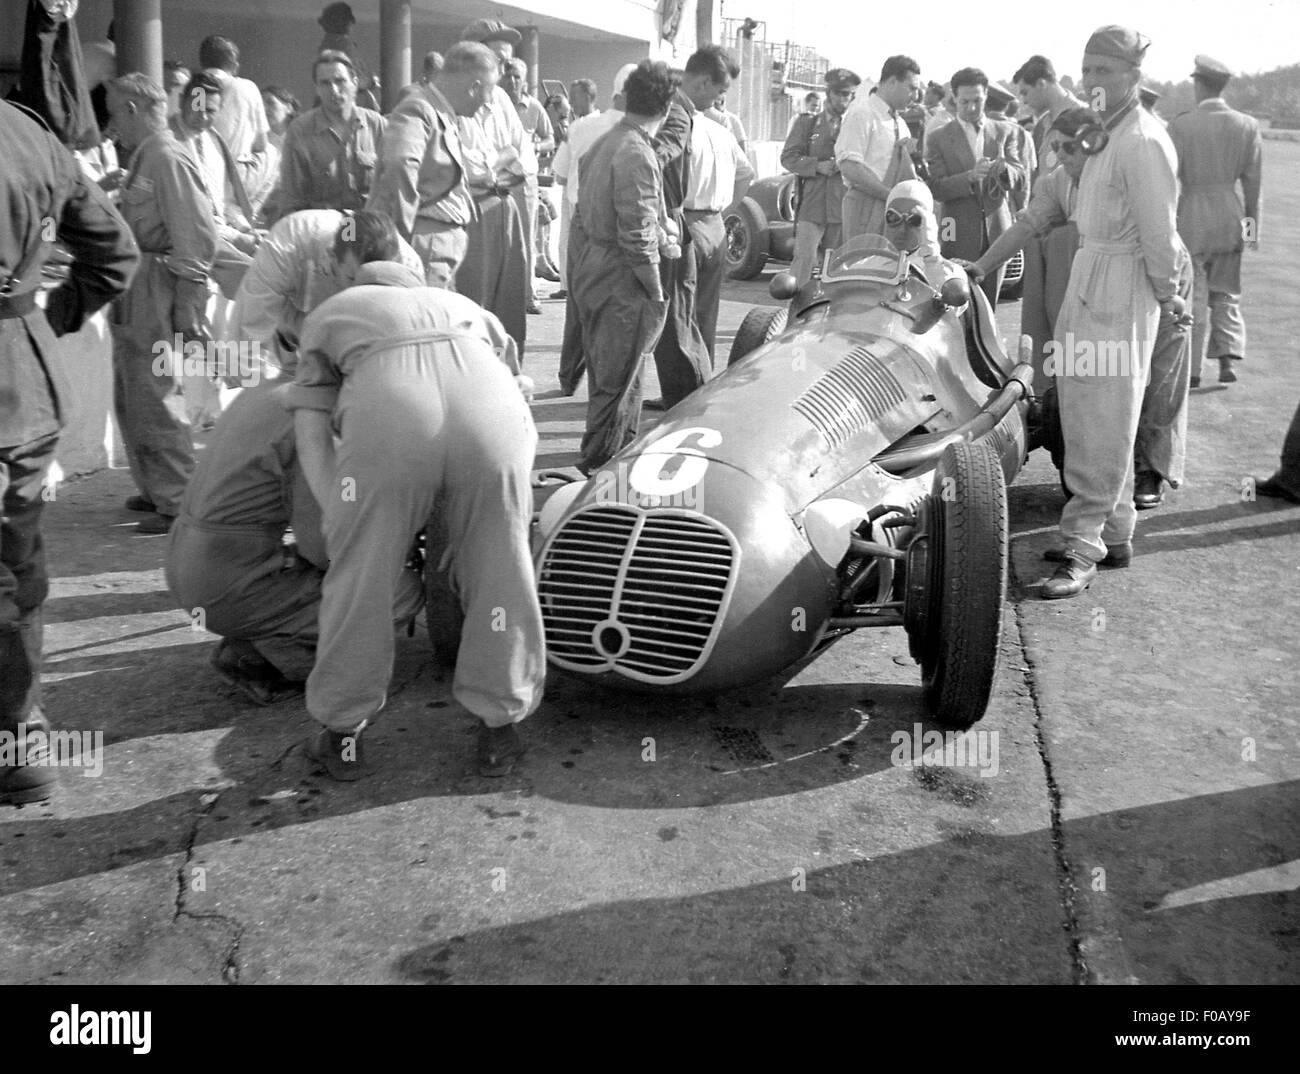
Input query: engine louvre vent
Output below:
<box><xmin>791</xmin><ymin>345</ymin><xmax>907</xmax><ymax>448</ymax></box>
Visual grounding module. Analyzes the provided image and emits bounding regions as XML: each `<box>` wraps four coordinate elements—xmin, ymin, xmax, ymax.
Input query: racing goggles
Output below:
<box><xmin>885</xmin><ymin>207</ymin><xmax>926</xmax><ymax>227</ymax></box>
<box><xmin>1056</xmin><ymin>126</ymin><xmax>1109</xmax><ymax>157</ymax></box>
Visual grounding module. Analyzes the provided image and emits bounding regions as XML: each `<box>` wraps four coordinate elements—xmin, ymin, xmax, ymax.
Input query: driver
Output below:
<box><xmin>882</xmin><ymin>180</ymin><xmax>965</xmax><ymax>292</ymax></box>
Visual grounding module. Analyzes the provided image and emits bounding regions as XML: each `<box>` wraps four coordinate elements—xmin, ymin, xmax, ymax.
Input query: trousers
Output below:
<box><xmin>572</xmin><ymin>244</ymin><xmax>668</xmax><ymax>471</ymax></box>
<box><xmin>458</xmin><ymin>193</ymin><xmax>528</xmax><ymax>358</ymax></box>
<box><xmin>0</xmin><ymin>432</ymin><xmax>58</xmax><ymax>732</ymax></box>
<box><xmin>790</xmin><ymin>219</ymin><xmax>842</xmax><ymax>287</ymax></box>
<box><xmin>652</xmin><ymin>211</ymin><xmax>715</xmax><ymax>409</ymax></box>
<box><xmin>1056</xmin><ymin>246</ymin><xmax>1157</xmax><ymax>559</ymax></box>
<box><xmin>1190</xmin><ymin>251</ymin><xmax>1246</xmax><ymax>374</ymax></box>
<box><xmin>1134</xmin><ymin>258</ymin><xmax>1194</xmax><ymax>487</ymax></box>
<box><xmin>308</xmin><ymin>329</ymin><xmax>544</xmax><ymax>732</ymax></box>
<box><xmin>110</xmin><ymin>258</ymin><xmax>197</xmax><ymax>515</ymax></box>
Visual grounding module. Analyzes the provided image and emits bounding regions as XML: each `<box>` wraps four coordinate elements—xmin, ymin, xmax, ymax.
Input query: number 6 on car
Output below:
<box><xmin>628</xmin><ymin>427</ymin><xmax>721</xmax><ymax>498</ymax></box>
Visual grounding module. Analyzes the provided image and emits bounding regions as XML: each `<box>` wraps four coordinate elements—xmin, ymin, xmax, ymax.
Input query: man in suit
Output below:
<box><xmin>924</xmin><ymin>67</ymin><xmax>1026</xmax><ymax>308</ymax></box>
<box><xmin>1167</xmin><ymin>55</ymin><xmax>1262</xmax><ymax>387</ymax></box>
<box><xmin>781</xmin><ymin>67</ymin><xmax>860</xmax><ymax>287</ymax></box>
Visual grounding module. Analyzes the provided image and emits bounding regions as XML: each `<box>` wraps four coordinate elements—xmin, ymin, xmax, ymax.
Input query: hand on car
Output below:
<box><xmin>953</xmin><ymin>259</ymin><xmax>985</xmax><ymax>283</ymax></box>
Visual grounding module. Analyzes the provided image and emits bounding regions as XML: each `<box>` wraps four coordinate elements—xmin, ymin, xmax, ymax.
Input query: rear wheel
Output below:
<box><xmin>728</xmin><ymin>306</ymin><xmax>787</xmax><ymax>366</ymax></box>
<box><xmin>724</xmin><ymin>198</ymin><xmax>769</xmax><ymax>280</ymax></box>
<box><xmin>909</xmin><ymin>441</ymin><xmax>1007</xmax><ymax>729</ymax></box>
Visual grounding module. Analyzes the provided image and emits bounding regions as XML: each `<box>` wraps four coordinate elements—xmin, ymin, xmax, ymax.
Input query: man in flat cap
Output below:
<box><xmin>1040</xmin><ymin>25</ymin><xmax>1186</xmax><ymax>599</ymax></box>
<box><xmin>781</xmin><ymin>67</ymin><xmax>859</xmax><ymax>288</ymax></box>
<box><xmin>1168</xmin><ymin>55</ymin><xmax>1262</xmax><ymax>388</ymax></box>
<box><xmin>317</xmin><ymin>3</ymin><xmax>379</xmax><ymax>111</ymax></box>
<box><xmin>454</xmin><ymin>18</ymin><xmax>537</xmax><ymax>356</ymax></box>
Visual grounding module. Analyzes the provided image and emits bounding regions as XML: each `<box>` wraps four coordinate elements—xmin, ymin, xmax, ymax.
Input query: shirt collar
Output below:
<box><xmin>354</xmin><ymin>261</ymin><xmax>425</xmax><ymax>288</ymax></box>
<box><xmin>675</xmin><ymin>88</ymin><xmax>696</xmax><ymax>115</ymax></box>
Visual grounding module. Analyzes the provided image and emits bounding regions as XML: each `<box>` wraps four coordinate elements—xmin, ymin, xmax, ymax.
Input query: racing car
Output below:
<box><xmin>533</xmin><ymin>235</ymin><xmax>1037</xmax><ymax>728</ymax></box>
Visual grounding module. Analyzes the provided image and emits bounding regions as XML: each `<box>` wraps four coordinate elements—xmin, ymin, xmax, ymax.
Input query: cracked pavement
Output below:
<box><xmin>0</xmin><ymin>143</ymin><xmax>1296</xmax><ymax>984</ymax></box>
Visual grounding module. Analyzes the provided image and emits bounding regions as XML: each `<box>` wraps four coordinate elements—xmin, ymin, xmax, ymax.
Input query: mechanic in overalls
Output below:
<box><xmin>1040</xmin><ymin>26</ymin><xmax>1184</xmax><ymax>599</ymax></box>
<box><xmin>283</xmin><ymin>212</ymin><xmax>543</xmax><ymax>780</ymax></box>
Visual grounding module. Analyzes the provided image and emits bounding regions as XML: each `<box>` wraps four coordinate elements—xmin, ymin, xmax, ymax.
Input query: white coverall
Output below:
<box><xmin>1054</xmin><ymin>103</ymin><xmax>1182</xmax><ymax>560</ymax></box>
<box><xmin>283</xmin><ymin>261</ymin><xmax>544</xmax><ymax>733</ymax></box>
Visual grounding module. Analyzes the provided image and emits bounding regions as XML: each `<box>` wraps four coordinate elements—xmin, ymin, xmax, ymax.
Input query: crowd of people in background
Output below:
<box><xmin>0</xmin><ymin>1</ymin><xmax>1280</xmax><ymax>802</ymax></box>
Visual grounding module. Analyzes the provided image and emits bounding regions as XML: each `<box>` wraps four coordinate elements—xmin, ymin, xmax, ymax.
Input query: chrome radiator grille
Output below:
<box><xmin>537</xmin><ymin>505</ymin><xmax>738</xmax><ymax>683</ymax></box>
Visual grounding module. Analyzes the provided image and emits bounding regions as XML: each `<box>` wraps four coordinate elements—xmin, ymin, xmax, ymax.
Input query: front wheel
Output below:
<box><xmin>728</xmin><ymin>306</ymin><xmax>787</xmax><ymax>366</ymax></box>
<box><xmin>912</xmin><ymin>441</ymin><xmax>1008</xmax><ymax>729</ymax></box>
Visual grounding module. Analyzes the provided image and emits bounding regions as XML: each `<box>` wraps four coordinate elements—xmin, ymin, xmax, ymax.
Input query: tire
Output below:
<box><xmin>917</xmin><ymin>441</ymin><xmax>1008</xmax><ymax>729</ymax></box>
<box><xmin>724</xmin><ymin>198</ymin><xmax>769</xmax><ymax>280</ymax></box>
<box><xmin>728</xmin><ymin>306</ymin><xmax>787</xmax><ymax>366</ymax></box>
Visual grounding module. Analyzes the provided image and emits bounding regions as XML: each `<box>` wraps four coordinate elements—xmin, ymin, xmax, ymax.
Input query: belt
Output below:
<box><xmin>414</xmin><ymin>215</ymin><xmax>468</xmax><ymax>229</ymax></box>
<box><xmin>471</xmin><ymin>182</ymin><xmax>522</xmax><ymax>200</ymax></box>
<box><xmin>0</xmin><ymin>290</ymin><xmax>37</xmax><ymax>319</ymax></box>
<box><xmin>682</xmin><ymin>207</ymin><xmax>722</xmax><ymax>217</ymax></box>
<box><xmin>175</xmin><ymin>513</ymin><xmax>286</xmax><ymax>537</ymax></box>
<box><xmin>1081</xmin><ymin>239</ymin><xmax>1141</xmax><ymax>255</ymax></box>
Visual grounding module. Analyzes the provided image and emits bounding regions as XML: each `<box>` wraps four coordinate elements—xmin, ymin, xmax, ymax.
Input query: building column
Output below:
<box><xmin>379</xmin><ymin>0</ymin><xmax>412</xmax><ymax>112</ymax></box>
<box><xmin>519</xmin><ymin>26</ymin><xmax>540</xmax><ymax>95</ymax></box>
<box><xmin>696</xmin><ymin>0</ymin><xmax>716</xmax><ymax>47</ymax></box>
<box><xmin>113</xmin><ymin>0</ymin><xmax>162</xmax><ymax>82</ymax></box>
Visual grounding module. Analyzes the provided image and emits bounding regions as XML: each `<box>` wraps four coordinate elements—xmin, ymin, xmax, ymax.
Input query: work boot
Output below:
<box><xmin>0</xmin><ymin>707</ymin><xmax>57</xmax><ymax>806</ymax></box>
<box><xmin>477</xmin><ymin>723</ymin><xmax>525</xmax><ymax>777</ymax></box>
<box><xmin>306</xmin><ymin>726</ymin><xmax>368</xmax><ymax>782</ymax></box>
<box><xmin>136</xmin><ymin>512</ymin><xmax>174</xmax><ymax>535</ymax></box>
<box><xmin>1045</xmin><ymin>542</ymin><xmax>1132</xmax><ymax>568</ymax></box>
<box><xmin>1133</xmin><ymin>472</ymin><xmax>1164</xmax><ymax>510</ymax></box>
<box><xmin>1041</xmin><ymin>551</ymin><xmax>1098</xmax><ymax>600</ymax></box>
<box><xmin>210</xmin><ymin>640</ymin><xmax>305</xmax><ymax>706</ymax></box>
<box><xmin>1255</xmin><ymin>474</ymin><xmax>1300</xmax><ymax>504</ymax></box>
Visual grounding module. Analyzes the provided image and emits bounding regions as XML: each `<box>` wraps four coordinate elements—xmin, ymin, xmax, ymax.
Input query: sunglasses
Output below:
<box><xmin>885</xmin><ymin>208</ymin><xmax>925</xmax><ymax>227</ymax></box>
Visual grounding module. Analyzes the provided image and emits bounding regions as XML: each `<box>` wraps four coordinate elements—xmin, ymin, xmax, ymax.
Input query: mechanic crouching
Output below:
<box><xmin>162</xmin><ymin>379</ymin><xmax>424</xmax><ymax>707</ymax></box>
<box><xmin>284</xmin><ymin>211</ymin><xmax>544</xmax><ymax>781</ymax></box>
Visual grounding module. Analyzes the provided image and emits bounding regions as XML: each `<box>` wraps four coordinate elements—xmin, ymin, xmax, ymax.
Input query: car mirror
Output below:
<box><xmin>938</xmin><ymin>275</ymin><xmax>970</xmax><ymax>309</ymax></box>
<box><xmin>769</xmin><ymin>272</ymin><xmax>800</xmax><ymax>301</ymax></box>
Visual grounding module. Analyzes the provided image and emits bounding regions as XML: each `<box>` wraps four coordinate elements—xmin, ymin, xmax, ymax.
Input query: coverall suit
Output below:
<box><xmin>284</xmin><ymin>262</ymin><xmax>544</xmax><ymax>734</ymax></box>
<box><xmin>164</xmin><ymin>382</ymin><xmax>422</xmax><ymax>681</ymax></box>
<box><xmin>570</xmin><ymin>118</ymin><xmax>668</xmax><ymax>472</ymax></box>
<box><xmin>112</xmin><ymin>129</ymin><xmax>218</xmax><ymax>516</ymax></box>
<box><xmin>1055</xmin><ymin>103</ymin><xmax>1182</xmax><ymax>561</ymax></box>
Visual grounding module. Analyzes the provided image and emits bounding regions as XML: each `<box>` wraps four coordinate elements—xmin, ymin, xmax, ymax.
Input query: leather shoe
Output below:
<box><xmin>535</xmin><ymin>262</ymin><xmax>562</xmax><ymax>283</ymax></box>
<box><xmin>1041</xmin><ymin>553</ymin><xmax>1098</xmax><ymax>599</ymax></box>
<box><xmin>136</xmin><ymin>512</ymin><xmax>175</xmax><ymax>535</ymax></box>
<box><xmin>550</xmin><ymin>289</ymin><xmax>567</xmax><ymax>299</ymax></box>
<box><xmin>643</xmin><ymin>397</ymin><xmax>667</xmax><ymax>411</ymax></box>
<box><xmin>1255</xmin><ymin>475</ymin><xmax>1300</xmax><ymax>504</ymax></box>
<box><xmin>1218</xmin><ymin>356</ymin><xmax>1238</xmax><ymax>383</ymax></box>
<box><xmin>526</xmin><ymin>300</ymin><xmax>543</xmax><ymax>315</ymax></box>
<box><xmin>1189</xmin><ymin>376</ymin><xmax>1201</xmax><ymax>388</ymax></box>
<box><xmin>1044</xmin><ymin>541</ymin><xmax>1131</xmax><ymax>568</ymax></box>
<box><xmin>306</xmin><ymin>726</ymin><xmax>368</xmax><ymax>782</ymax></box>
<box><xmin>1133</xmin><ymin>472</ymin><xmax>1164</xmax><ymax>510</ymax></box>
<box><xmin>125</xmin><ymin>495</ymin><xmax>156</xmax><ymax>513</ymax></box>
<box><xmin>477</xmin><ymin>723</ymin><xmax>525</xmax><ymax>777</ymax></box>
<box><xmin>0</xmin><ymin>709</ymin><xmax>57</xmax><ymax>806</ymax></box>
